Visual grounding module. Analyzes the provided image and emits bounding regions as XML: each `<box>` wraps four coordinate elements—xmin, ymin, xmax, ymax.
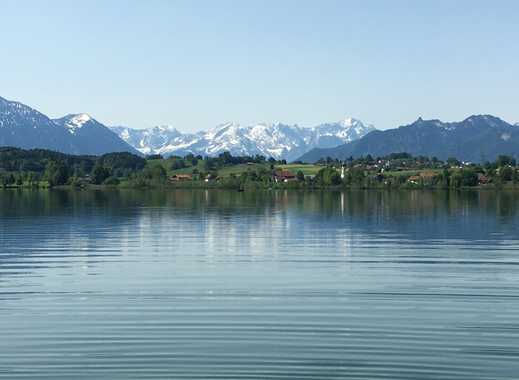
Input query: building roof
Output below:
<box><xmin>275</xmin><ymin>170</ymin><xmax>296</xmax><ymax>178</ymax></box>
<box><xmin>170</xmin><ymin>174</ymin><xmax>192</xmax><ymax>180</ymax></box>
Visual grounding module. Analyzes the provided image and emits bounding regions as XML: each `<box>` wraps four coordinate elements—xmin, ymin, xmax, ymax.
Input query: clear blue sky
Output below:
<box><xmin>1</xmin><ymin>0</ymin><xmax>518</xmax><ymax>131</ymax></box>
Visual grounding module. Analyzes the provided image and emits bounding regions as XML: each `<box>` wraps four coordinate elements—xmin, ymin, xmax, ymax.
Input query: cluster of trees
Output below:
<box><xmin>207</xmin><ymin>166</ymin><xmax>342</xmax><ymax>189</ymax></box>
<box><xmin>1</xmin><ymin>147</ymin><xmax>518</xmax><ymax>190</ymax></box>
<box><xmin>0</xmin><ymin>148</ymin><xmax>146</xmax><ymax>188</ymax></box>
<box><xmin>165</xmin><ymin>152</ymin><xmax>287</xmax><ymax>172</ymax></box>
<box><xmin>1</xmin><ymin>148</ymin><xmax>288</xmax><ymax>189</ymax></box>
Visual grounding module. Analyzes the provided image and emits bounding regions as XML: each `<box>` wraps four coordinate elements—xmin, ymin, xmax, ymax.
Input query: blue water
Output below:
<box><xmin>0</xmin><ymin>189</ymin><xmax>518</xmax><ymax>379</ymax></box>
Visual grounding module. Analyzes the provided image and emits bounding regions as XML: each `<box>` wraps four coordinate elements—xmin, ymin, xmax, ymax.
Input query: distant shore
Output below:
<box><xmin>1</xmin><ymin>147</ymin><xmax>518</xmax><ymax>192</ymax></box>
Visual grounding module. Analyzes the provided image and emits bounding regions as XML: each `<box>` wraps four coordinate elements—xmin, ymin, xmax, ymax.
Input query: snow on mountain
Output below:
<box><xmin>298</xmin><ymin>114</ymin><xmax>519</xmax><ymax>163</ymax></box>
<box><xmin>0</xmin><ymin>95</ymin><xmax>140</xmax><ymax>155</ymax></box>
<box><xmin>311</xmin><ymin>117</ymin><xmax>376</xmax><ymax>148</ymax></box>
<box><xmin>0</xmin><ymin>96</ymin><xmax>77</xmax><ymax>152</ymax></box>
<box><xmin>111</xmin><ymin>118</ymin><xmax>375</xmax><ymax>161</ymax></box>
<box><xmin>0</xmin><ymin>96</ymin><xmax>60</xmax><ymax>131</ymax></box>
<box><xmin>0</xmin><ymin>94</ymin><xmax>374</xmax><ymax>159</ymax></box>
<box><xmin>58</xmin><ymin>113</ymin><xmax>93</xmax><ymax>134</ymax></box>
<box><xmin>111</xmin><ymin>125</ymin><xmax>191</xmax><ymax>155</ymax></box>
<box><xmin>51</xmin><ymin>113</ymin><xmax>142</xmax><ymax>155</ymax></box>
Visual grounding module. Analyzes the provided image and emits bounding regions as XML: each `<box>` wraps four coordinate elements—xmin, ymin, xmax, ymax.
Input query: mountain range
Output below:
<box><xmin>0</xmin><ymin>95</ymin><xmax>375</xmax><ymax>160</ymax></box>
<box><xmin>298</xmin><ymin>115</ymin><xmax>519</xmax><ymax>163</ymax></box>
<box><xmin>111</xmin><ymin>118</ymin><xmax>376</xmax><ymax>161</ymax></box>
<box><xmin>2</xmin><ymin>95</ymin><xmax>519</xmax><ymax>163</ymax></box>
<box><xmin>0</xmin><ymin>96</ymin><xmax>139</xmax><ymax>156</ymax></box>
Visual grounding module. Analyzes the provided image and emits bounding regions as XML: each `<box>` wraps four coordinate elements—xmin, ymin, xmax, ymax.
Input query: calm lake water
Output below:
<box><xmin>1</xmin><ymin>189</ymin><xmax>519</xmax><ymax>379</ymax></box>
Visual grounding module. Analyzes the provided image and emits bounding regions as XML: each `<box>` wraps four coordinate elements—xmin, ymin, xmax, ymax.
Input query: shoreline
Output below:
<box><xmin>1</xmin><ymin>183</ymin><xmax>517</xmax><ymax>192</ymax></box>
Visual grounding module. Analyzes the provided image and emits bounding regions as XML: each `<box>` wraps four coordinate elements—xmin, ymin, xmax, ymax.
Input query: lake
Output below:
<box><xmin>1</xmin><ymin>189</ymin><xmax>518</xmax><ymax>379</ymax></box>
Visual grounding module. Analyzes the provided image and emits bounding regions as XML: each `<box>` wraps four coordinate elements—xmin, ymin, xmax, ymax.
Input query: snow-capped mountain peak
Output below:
<box><xmin>0</xmin><ymin>95</ymin><xmax>56</xmax><ymax>129</ymax></box>
<box><xmin>309</xmin><ymin>117</ymin><xmax>376</xmax><ymax>148</ymax></box>
<box><xmin>341</xmin><ymin>117</ymin><xmax>374</xmax><ymax>132</ymax></box>
<box><xmin>0</xmin><ymin>95</ymin><xmax>139</xmax><ymax>155</ymax></box>
<box><xmin>57</xmin><ymin>113</ymin><xmax>94</xmax><ymax>134</ymax></box>
<box><xmin>111</xmin><ymin>116</ymin><xmax>376</xmax><ymax>161</ymax></box>
<box><xmin>153</xmin><ymin>125</ymin><xmax>180</xmax><ymax>134</ymax></box>
<box><xmin>204</xmin><ymin>122</ymin><xmax>241</xmax><ymax>139</ymax></box>
<box><xmin>341</xmin><ymin>116</ymin><xmax>356</xmax><ymax>127</ymax></box>
<box><xmin>71</xmin><ymin>113</ymin><xmax>92</xmax><ymax>123</ymax></box>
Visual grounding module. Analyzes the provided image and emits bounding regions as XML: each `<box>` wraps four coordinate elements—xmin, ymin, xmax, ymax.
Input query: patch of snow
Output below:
<box><xmin>111</xmin><ymin>116</ymin><xmax>376</xmax><ymax>160</ymax></box>
<box><xmin>63</xmin><ymin>113</ymin><xmax>92</xmax><ymax>134</ymax></box>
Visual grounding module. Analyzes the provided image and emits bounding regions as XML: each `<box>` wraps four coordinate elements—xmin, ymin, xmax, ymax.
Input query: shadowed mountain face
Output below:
<box><xmin>52</xmin><ymin>114</ymin><xmax>141</xmax><ymax>155</ymax></box>
<box><xmin>298</xmin><ymin>115</ymin><xmax>519</xmax><ymax>163</ymax></box>
<box><xmin>0</xmin><ymin>96</ymin><xmax>139</xmax><ymax>156</ymax></box>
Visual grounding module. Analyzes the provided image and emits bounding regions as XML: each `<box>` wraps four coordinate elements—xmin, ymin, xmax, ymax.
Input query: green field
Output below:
<box><xmin>146</xmin><ymin>159</ymin><xmax>203</xmax><ymax>176</ymax></box>
<box><xmin>278</xmin><ymin>164</ymin><xmax>323</xmax><ymax>176</ymax></box>
<box><xmin>383</xmin><ymin>169</ymin><xmax>442</xmax><ymax>177</ymax></box>
<box><xmin>217</xmin><ymin>163</ymin><xmax>268</xmax><ymax>177</ymax></box>
<box><xmin>146</xmin><ymin>158</ymin><xmax>325</xmax><ymax>178</ymax></box>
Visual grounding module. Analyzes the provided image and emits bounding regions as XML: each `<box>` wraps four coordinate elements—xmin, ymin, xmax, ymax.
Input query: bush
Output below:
<box><xmin>499</xmin><ymin>166</ymin><xmax>514</xmax><ymax>182</ymax></box>
<box><xmin>91</xmin><ymin>165</ymin><xmax>111</xmax><ymax>185</ymax></box>
<box><xmin>103</xmin><ymin>176</ymin><xmax>120</xmax><ymax>186</ymax></box>
<box><xmin>97</xmin><ymin>152</ymin><xmax>146</xmax><ymax>172</ymax></box>
<box><xmin>143</xmin><ymin>165</ymin><xmax>167</xmax><ymax>180</ymax></box>
<box><xmin>45</xmin><ymin>161</ymin><xmax>69</xmax><ymax>186</ymax></box>
<box><xmin>451</xmin><ymin>168</ymin><xmax>478</xmax><ymax>187</ymax></box>
<box><xmin>315</xmin><ymin>167</ymin><xmax>342</xmax><ymax>186</ymax></box>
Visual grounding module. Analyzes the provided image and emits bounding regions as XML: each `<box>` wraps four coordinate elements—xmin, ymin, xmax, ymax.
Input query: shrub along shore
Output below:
<box><xmin>0</xmin><ymin>147</ymin><xmax>518</xmax><ymax>191</ymax></box>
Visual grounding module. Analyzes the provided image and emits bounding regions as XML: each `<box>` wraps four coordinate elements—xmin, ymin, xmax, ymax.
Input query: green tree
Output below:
<box><xmin>103</xmin><ymin>176</ymin><xmax>120</xmax><ymax>186</ymax></box>
<box><xmin>497</xmin><ymin>155</ymin><xmax>516</xmax><ymax>167</ymax></box>
<box><xmin>451</xmin><ymin>168</ymin><xmax>478</xmax><ymax>187</ymax></box>
<box><xmin>203</xmin><ymin>159</ymin><xmax>214</xmax><ymax>172</ymax></box>
<box><xmin>171</xmin><ymin>159</ymin><xmax>185</xmax><ymax>170</ymax></box>
<box><xmin>45</xmin><ymin>161</ymin><xmax>69</xmax><ymax>186</ymax></box>
<box><xmin>15</xmin><ymin>173</ymin><xmax>23</xmax><ymax>186</ymax></box>
<box><xmin>447</xmin><ymin>157</ymin><xmax>461</xmax><ymax>167</ymax></box>
<box><xmin>91</xmin><ymin>165</ymin><xmax>111</xmax><ymax>185</ymax></box>
<box><xmin>499</xmin><ymin>166</ymin><xmax>514</xmax><ymax>182</ymax></box>
<box><xmin>142</xmin><ymin>164</ymin><xmax>167</xmax><ymax>182</ymax></box>
<box><xmin>315</xmin><ymin>167</ymin><xmax>342</xmax><ymax>186</ymax></box>
<box><xmin>7</xmin><ymin>173</ymin><xmax>15</xmax><ymax>186</ymax></box>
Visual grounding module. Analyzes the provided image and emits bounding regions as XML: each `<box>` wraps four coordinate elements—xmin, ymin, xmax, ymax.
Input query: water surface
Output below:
<box><xmin>1</xmin><ymin>190</ymin><xmax>519</xmax><ymax>379</ymax></box>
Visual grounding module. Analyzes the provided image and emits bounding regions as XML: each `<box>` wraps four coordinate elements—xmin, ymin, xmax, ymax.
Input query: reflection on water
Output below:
<box><xmin>1</xmin><ymin>189</ymin><xmax>519</xmax><ymax>379</ymax></box>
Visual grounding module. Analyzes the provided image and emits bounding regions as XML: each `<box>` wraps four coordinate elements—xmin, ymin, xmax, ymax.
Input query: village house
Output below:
<box><xmin>407</xmin><ymin>175</ymin><xmax>421</xmax><ymax>184</ymax></box>
<box><xmin>204</xmin><ymin>174</ymin><xmax>218</xmax><ymax>183</ymax></box>
<box><xmin>170</xmin><ymin>174</ymin><xmax>192</xmax><ymax>182</ymax></box>
<box><xmin>273</xmin><ymin>170</ymin><xmax>296</xmax><ymax>183</ymax></box>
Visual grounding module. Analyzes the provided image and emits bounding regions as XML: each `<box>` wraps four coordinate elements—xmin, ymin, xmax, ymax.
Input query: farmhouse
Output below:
<box><xmin>407</xmin><ymin>175</ymin><xmax>421</xmax><ymax>184</ymax></box>
<box><xmin>274</xmin><ymin>170</ymin><xmax>296</xmax><ymax>183</ymax></box>
<box><xmin>170</xmin><ymin>174</ymin><xmax>192</xmax><ymax>182</ymax></box>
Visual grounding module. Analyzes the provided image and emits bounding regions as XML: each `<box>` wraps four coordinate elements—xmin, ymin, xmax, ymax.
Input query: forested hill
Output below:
<box><xmin>0</xmin><ymin>147</ymin><xmax>146</xmax><ymax>186</ymax></box>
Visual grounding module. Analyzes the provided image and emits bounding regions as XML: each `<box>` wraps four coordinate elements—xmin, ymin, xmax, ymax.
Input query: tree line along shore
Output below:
<box><xmin>0</xmin><ymin>147</ymin><xmax>518</xmax><ymax>190</ymax></box>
